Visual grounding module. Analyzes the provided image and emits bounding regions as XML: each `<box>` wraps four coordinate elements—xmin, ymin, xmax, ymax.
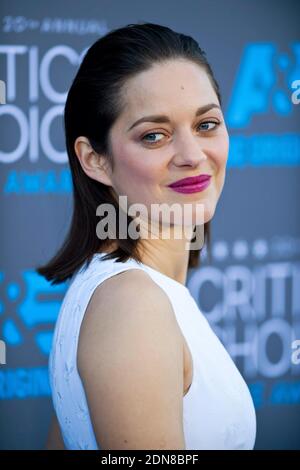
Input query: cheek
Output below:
<box><xmin>214</xmin><ymin>132</ymin><xmax>230</xmax><ymax>166</ymax></box>
<box><xmin>111</xmin><ymin>145</ymin><xmax>160</xmax><ymax>200</ymax></box>
<box><xmin>210</xmin><ymin>134</ymin><xmax>229</xmax><ymax>194</ymax></box>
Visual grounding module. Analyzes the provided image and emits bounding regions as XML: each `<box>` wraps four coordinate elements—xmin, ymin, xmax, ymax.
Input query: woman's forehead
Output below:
<box><xmin>120</xmin><ymin>67</ymin><xmax>218</xmax><ymax>124</ymax></box>
<box><xmin>124</xmin><ymin>60</ymin><xmax>211</xmax><ymax>97</ymax></box>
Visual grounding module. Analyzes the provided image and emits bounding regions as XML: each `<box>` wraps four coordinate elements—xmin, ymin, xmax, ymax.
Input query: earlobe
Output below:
<box><xmin>84</xmin><ymin>160</ymin><xmax>113</xmax><ymax>186</ymax></box>
<box><xmin>96</xmin><ymin>155</ymin><xmax>114</xmax><ymax>186</ymax></box>
<box><xmin>74</xmin><ymin>137</ymin><xmax>112</xmax><ymax>186</ymax></box>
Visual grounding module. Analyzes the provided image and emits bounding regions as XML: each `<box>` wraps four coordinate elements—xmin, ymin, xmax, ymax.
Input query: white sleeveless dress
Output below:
<box><xmin>49</xmin><ymin>252</ymin><xmax>257</xmax><ymax>450</ymax></box>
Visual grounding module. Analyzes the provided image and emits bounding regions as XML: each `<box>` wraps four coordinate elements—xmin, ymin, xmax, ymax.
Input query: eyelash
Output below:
<box><xmin>141</xmin><ymin>120</ymin><xmax>221</xmax><ymax>145</ymax></box>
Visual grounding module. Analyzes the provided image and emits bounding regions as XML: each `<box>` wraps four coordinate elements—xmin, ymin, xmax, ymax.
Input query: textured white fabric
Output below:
<box><xmin>49</xmin><ymin>253</ymin><xmax>256</xmax><ymax>450</ymax></box>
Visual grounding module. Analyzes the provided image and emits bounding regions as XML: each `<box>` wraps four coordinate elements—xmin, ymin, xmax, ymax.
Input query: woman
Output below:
<box><xmin>38</xmin><ymin>22</ymin><xmax>256</xmax><ymax>450</ymax></box>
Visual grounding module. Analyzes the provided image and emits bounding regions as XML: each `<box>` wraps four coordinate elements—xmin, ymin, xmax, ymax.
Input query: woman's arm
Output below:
<box><xmin>78</xmin><ymin>269</ymin><xmax>186</xmax><ymax>450</ymax></box>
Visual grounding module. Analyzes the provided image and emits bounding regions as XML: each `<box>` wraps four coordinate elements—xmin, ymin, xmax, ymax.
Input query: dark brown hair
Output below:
<box><xmin>36</xmin><ymin>22</ymin><xmax>220</xmax><ymax>285</ymax></box>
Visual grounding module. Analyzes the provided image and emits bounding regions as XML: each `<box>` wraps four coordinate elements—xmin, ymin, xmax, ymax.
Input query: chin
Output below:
<box><xmin>189</xmin><ymin>198</ymin><xmax>215</xmax><ymax>224</ymax></box>
<box><xmin>204</xmin><ymin>203</ymin><xmax>217</xmax><ymax>223</ymax></box>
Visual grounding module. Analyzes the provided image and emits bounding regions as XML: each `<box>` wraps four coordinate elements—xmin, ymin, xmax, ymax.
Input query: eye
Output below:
<box><xmin>197</xmin><ymin>120</ymin><xmax>220</xmax><ymax>131</ymax></box>
<box><xmin>141</xmin><ymin>131</ymin><xmax>165</xmax><ymax>144</ymax></box>
<box><xmin>141</xmin><ymin>120</ymin><xmax>221</xmax><ymax>145</ymax></box>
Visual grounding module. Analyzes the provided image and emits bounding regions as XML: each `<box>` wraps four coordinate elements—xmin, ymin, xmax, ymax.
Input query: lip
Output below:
<box><xmin>168</xmin><ymin>178</ymin><xmax>211</xmax><ymax>194</ymax></box>
<box><xmin>168</xmin><ymin>174</ymin><xmax>211</xmax><ymax>188</ymax></box>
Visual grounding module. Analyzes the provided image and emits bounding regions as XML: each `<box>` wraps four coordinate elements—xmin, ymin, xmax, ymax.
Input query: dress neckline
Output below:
<box><xmin>94</xmin><ymin>252</ymin><xmax>190</xmax><ymax>293</ymax></box>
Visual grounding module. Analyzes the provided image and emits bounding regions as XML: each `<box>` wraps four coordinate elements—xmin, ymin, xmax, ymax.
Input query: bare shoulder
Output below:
<box><xmin>78</xmin><ymin>268</ymin><xmax>181</xmax><ymax>352</ymax></box>
<box><xmin>93</xmin><ymin>267</ymin><xmax>173</xmax><ymax>308</ymax></box>
<box><xmin>77</xmin><ymin>268</ymin><xmax>185</xmax><ymax>450</ymax></box>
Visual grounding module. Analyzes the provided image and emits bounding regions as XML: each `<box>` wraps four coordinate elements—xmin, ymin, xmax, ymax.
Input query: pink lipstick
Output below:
<box><xmin>167</xmin><ymin>174</ymin><xmax>211</xmax><ymax>194</ymax></box>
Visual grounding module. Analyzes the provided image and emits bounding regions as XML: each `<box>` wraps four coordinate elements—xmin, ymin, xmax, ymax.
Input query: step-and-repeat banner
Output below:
<box><xmin>0</xmin><ymin>0</ymin><xmax>299</xmax><ymax>450</ymax></box>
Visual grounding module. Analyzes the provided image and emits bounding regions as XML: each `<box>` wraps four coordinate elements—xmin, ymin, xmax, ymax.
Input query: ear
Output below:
<box><xmin>74</xmin><ymin>136</ymin><xmax>112</xmax><ymax>186</ymax></box>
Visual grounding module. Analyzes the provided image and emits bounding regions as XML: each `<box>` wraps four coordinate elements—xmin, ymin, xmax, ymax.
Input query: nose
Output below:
<box><xmin>173</xmin><ymin>132</ymin><xmax>207</xmax><ymax>166</ymax></box>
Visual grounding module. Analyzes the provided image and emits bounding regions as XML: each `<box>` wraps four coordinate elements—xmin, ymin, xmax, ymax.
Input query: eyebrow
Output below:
<box><xmin>127</xmin><ymin>103</ymin><xmax>222</xmax><ymax>132</ymax></box>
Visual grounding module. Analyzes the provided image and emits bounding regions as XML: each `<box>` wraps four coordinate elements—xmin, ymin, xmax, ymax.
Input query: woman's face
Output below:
<box><xmin>106</xmin><ymin>59</ymin><xmax>229</xmax><ymax>230</ymax></box>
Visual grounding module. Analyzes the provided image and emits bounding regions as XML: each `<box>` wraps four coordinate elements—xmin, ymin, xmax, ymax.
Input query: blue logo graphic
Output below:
<box><xmin>1</xmin><ymin>269</ymin><xmax>67</xmax><ymax>355</ymax></box>
<box><xmin>226</xmin><ymin>43</ymin><xmax>300</xmax><ymax>127</ymax></box>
